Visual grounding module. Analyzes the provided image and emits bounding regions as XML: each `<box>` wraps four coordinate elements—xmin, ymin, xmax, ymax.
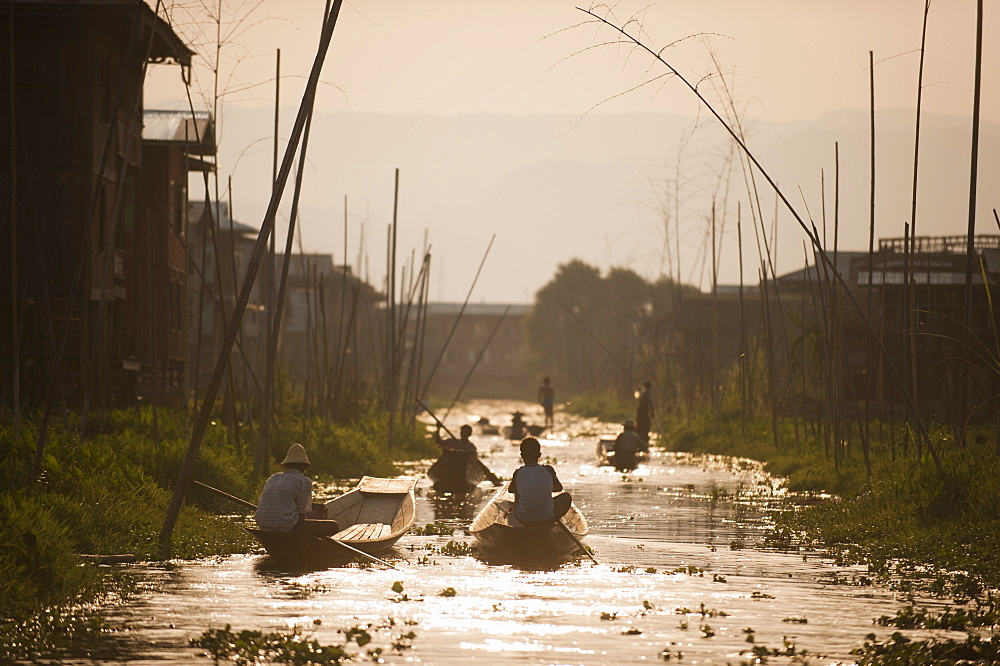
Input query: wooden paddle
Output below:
<box><xmin>556</xmin><ymin>520</ymin><xmax>598</xmax><ymax>564</ymax></box>
<box><xmin>192</xmin><ymin>481</ymin><xmax>399</xmax><ymax>570</ymax></box>
<box><xmin>417</xmin><ymin>399</ymin><xmax>502</xmax><ymax>486</ymax></box>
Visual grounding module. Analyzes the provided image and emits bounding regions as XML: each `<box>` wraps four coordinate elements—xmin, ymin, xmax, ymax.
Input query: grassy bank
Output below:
<box><xmin>559</xmin><ymin>381</ymin><xmax>1000</xmax><ymax>580</ymax></box>
<box><xmin>569</xmin><ymin>395</ymin><xmax>1000</xmax><ymax>659</ymax></box>
<box><xmin>0</xmin><ymin>405</ymin><xmax>435</xmax><ymax>646</ymax></box>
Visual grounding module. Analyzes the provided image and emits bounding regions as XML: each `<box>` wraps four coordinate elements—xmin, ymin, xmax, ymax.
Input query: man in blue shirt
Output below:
<box><xmin>511</xmin><ymin>437</ymin><xmax>571</xmax><ymax>526</ymax></box>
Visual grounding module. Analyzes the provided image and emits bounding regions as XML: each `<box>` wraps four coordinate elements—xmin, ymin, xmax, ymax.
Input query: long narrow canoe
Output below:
<box><xmin>470</xmin><ymin>482</ymin><xmax>588</xmax><ymax>563</ymax></box>
<box><xmin>249</xmin><ymin>476</ymin><xmax>416</xmax><ymax>567</ymax></box>
<box><xmin>428</xmin><ymin>450</ymin><xmax>485</xmax><ymax>494</ymax></box>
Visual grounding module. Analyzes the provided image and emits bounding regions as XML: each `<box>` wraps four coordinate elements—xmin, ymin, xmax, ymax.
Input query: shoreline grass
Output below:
<box><xmin>0</xmin><ymin>404</ymin><xmax>436</xmax><ymax>649</ymax></box>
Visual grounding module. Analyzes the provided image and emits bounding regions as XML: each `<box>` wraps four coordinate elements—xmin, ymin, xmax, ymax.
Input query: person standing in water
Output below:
<box><xmin>635</xmin><ymin>380</ymin><xmax>654</xmax><ymax>447</ymax></box>
<box><xmin>538</xmin><ymin>377</ymin><xmax>555</xmax><ymax>429</ymax></box>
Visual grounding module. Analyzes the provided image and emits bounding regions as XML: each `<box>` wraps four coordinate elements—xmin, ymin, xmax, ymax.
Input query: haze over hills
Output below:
<box><xmin>204</xmin><ymin>107</ymin><xmax>999</xmax><ymax>303</ymax></box>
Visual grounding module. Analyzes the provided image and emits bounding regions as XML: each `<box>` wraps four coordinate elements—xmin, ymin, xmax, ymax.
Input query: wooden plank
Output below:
<box><xmin>334</xmin><ymin>523</ymin><xmax>368</xmax><ymax>541</ymax></box>
<box><xmin>356</xmin><ymin>497</ymin><xmax>401</xmax><ymax>525</ymax></box>
<box><xmin>357</xmin><ymin>476</ymin><xmax>416</xmax><ymax>494</ymax></box>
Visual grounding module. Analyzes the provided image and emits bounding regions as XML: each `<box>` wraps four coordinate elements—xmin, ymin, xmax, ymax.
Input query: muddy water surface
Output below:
<box><xmin>85</xmin><ymin>401</ymin><xmax>925</xmax><ymax>664</ymax></box>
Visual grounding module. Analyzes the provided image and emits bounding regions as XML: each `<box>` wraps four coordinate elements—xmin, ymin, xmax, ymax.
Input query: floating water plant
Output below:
<box><xmin>412</xmin><ymin>522</ymin><xmax>455</xmax><ymax>536</ymax></box>
<box><xmin>191</xmin><ymin>623</ymin><xmax>374</xmax><ymax>664</ymax></box>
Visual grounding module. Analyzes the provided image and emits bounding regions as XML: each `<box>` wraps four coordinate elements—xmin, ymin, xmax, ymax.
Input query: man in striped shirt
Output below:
<box><xmin>255</xmin><ymin>444</ymin><xmax>338</xmax><ymax>537</ymax></box>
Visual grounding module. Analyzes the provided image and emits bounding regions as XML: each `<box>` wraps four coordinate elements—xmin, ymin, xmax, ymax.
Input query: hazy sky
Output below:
<box><xmin>146</xmin><ymin>0</ymin><xmax>999</xmax><ymax>302</ymax></box>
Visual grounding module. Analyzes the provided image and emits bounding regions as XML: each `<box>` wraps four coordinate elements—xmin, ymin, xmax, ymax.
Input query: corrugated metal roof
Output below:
<box><xmin>144</xmin><ymin>110</ymin><xmax>215</xmax><ymax>154</ymax></box>
<box><xmin>188</xmin><ymin>200</ymin><xmax>256</xmax><ymax>235</ymax></box>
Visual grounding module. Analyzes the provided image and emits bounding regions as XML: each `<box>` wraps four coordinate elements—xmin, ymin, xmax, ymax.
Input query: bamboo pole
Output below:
<box><xmin>580</xmin><ymin>8</ymin><xmax>943</xmax><ymax>471</ymax></box>
<box><xmin>861</xmin><ymin>50</ymin><xmax>875</xmax><ymax>477</ymax></box>
<box><xmin>146</xmin><ymin>212</ymin><xmax>160</xmax><ymax>445</ymax></box>
<box><xmin>332</xmin><ymin>195</ymin><xmax>349</xmax><ymax>414</ymax></box>
<box><xmin>160</xmin><ymin>0</ymin><xmax>345</xmax><ymax>546</ymax></box>
<box><xmin>387</xmin><ymin>169</ymin><xmax>400</xmax><ymax>450</ymax></box>
<box><xmin>319</xmin><ymin>271</ymin><xmax>329</xmax><ymax>416</ymax></box>
<box><xmin>8</xmin><ymin>0</ymin><xmax>20</xmax><ymax>435</ymax></box>
<box><xmin>419</xmin><ymin>236</ymin><xmax>495</xmax><ymax>399</ymax></box>
<box><xmin>905</xmin><ymin>2</ymin><xmax>931</xmax><ymax>414</ymax></box>
<box><xmin>264</xmin><ymin>79</ymin><xmax>321</xmax><ymax>455</ymax></box>
<box><xmin>443</xmin><ymin>306</ymin><xmax>512</xmax><ymax>420</ymax></box>
<box><xmin>256</xmin><ymin>48</ymin><xmax>282</xmax><ymax>476</ymax></box>
<box><xmin>961</xmin><ymin>0</ymin><xmax>984</xmax><ymax>446</ymax></box>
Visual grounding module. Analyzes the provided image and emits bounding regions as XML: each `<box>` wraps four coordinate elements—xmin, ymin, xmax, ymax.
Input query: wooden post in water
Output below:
<box><xmin>256</xmin><ymin>48</ymin><xmax>281</xmax><ymax>477</ymax></box>
<box><xmin>387</xmin><ymin>169</ymin><xmax>400</xmax><ymax>450</ymax></box>
<box><xmin>961</xmin><ymin>0</ymin><xmax>985</xmax><ymax>447</ymax></box>
<box><xmin>8</xmin><ymin>2</ymin><xmax>20</xmax><ymax>435</ymax></box>
<box><xmin>861</xmin><ymin>50</ymin><xmax>875</xmax><ymax>477</ymax></box>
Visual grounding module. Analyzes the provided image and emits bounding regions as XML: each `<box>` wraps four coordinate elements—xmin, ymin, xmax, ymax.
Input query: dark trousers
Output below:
<box><xmin>520</xmin><ymin>492</ymin><xmax>572</xmax><ymax>526</ymax></box>
<box><xmin>293</xmin><ymin>517</ymin><xmax>341</xmax><ymax>538</ymax></box>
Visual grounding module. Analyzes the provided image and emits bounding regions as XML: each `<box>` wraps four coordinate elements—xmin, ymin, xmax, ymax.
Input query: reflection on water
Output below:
<box><xmin>73</xmin><ymin>400</ymin><xmax>917</xmax><ymax>664</ymax></box>
<box><xmin>426</xmin><ymin>490</ymin><xmax>485</xmax><ymax>523</ymax></box>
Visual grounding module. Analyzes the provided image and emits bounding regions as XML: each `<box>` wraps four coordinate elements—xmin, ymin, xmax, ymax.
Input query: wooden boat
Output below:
<box><xmin>595</xmin><ymin>437</ymin><xmax>649</xmax><ymax>471</ymax></box>
<box><xmin>428</xmin><ymin>450</ymin><xmax>485</xmax><ymax>494</ymax></box>
<box><xmin>470</xmin><ymin>482</ymin><xmax>589</xmax><ymax>563</ymax></box>
<box><xmin>248</xmin><ymin>476</ymin><xmax>416</xmax><ymax>567</ymax></box>
<box><xmin>500</xmin><ymin>423</ymin><xmax>546</xmax><ymax>440</ymax></box>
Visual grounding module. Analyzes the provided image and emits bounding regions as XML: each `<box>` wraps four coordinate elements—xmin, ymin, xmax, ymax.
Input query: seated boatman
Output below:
<box><xmin>511</xmin><ymin>437</ymin><xmax>572</xmax><ymax>526</ymax></box>
<box><xmin>612</xmin><ymin>419</ymin><xmax>644</xmax><ymax>471</ymax></box>
<box><xmin>255</xmin><ymin>443</ymin><xmax>339</xmax><ymax>538</ymax></box>
<box><xmin>434</xmin><ymin>424</ymin><xmax>478</xmax><ymax>452</ymax></box>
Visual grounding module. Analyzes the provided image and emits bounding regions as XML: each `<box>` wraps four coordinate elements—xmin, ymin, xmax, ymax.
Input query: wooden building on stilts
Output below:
<box><xmin>0</xmin><ymin>0</ymin><xmax>197</xmax><ymax>411</ymax></box>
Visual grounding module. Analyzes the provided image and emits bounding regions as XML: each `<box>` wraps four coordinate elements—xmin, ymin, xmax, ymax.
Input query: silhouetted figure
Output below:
<box><xmin>636</xmin><ymin>380</ymin><xmax>654</xmax><ymax>445</ymax></box>
<box><xmin>511</xmin><ymin>437</ymin><xmax>571</xmax><ymax>526</ymax></box>
<box><xmin>538</xmin><ymin>377</ymin><xmax>555</xmax><ymax>428</ymax></box>
<box><xmin>612</xmin><ymin>420</ymin><xmax>644</xmax><ymax>471</ymax></box>
<box><xmin>510</xmin><ymin>411</ymin><xmax>528</xmax><ymax>440</ymax></box>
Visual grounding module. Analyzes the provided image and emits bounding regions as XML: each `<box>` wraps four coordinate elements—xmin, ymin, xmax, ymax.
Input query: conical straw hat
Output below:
<box><xmin>280</xmin><ymin>443</ymin><xmax>310</xmax><ymax>466</ymax></box>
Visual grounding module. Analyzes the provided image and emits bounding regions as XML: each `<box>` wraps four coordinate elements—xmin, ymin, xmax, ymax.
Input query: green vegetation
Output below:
<box><xmin>563</xmin><ymin>390</ymin><xmax>635</xmax><ymax>424</ymax></box>
<box><xmin>0</xmin><ymin>403</ymin><xmax>435</xmax><ymax>654</ymax></box>
<box><xmin>191</xmin><ymin>623</ymin><xmax>388</xmax><ymax>664</ymax></box>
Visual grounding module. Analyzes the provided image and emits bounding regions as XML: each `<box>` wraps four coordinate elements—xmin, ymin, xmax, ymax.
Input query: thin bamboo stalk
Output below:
<box><xmin>419</xmin><ymin>235</ymin><xmax>495</xmax><ymax>399</ymax></box>
<box><xmin>160</xmin><ymin>0</ymin><xmax>345</xmax><ymax>545</ymax></box>
<box><xmin>387</xmin><ymin>169</ymin><xmax>400</xmax><ymax>450</ymax></box>
<box><xmin>8</xmin><ymin>0</ymin><xmax>20</xmax><ymax>435</ymax></box>
<box><xmin>581</xmin><ymin>9</ymin><xmax>943</xmax><ymax>471</ymax></box>
<box><xmin>961</xmin><ymin>0</ymin><xmax>984</xmax><ymax>445</ymax></box>
<box><xmin>861</xmin><ymin>50</ymin><xmax>875</xmax><ymax>477</ymax></box>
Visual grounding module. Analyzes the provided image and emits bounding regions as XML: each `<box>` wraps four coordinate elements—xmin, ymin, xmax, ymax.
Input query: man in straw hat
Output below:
<box><xmin>254</xmin><ymin>443</ymin><xmax>339</xmax><ymax>537</ymax></box>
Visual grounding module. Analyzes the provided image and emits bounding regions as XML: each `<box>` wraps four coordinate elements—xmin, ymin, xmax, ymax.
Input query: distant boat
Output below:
<box><xmin>595</xmin><ymin>438</ymin><xmax>648</xmax><ymax>471</ymax></box>
<box><xmin>248</xmin><ymin>476</ymin><xmax>416</xmax><ymax>567</ymax></box>
<box><xmin>500</xmin><ymin>423</ymin><xmax>546</xmax><ymax>440</ymax></box>
<box><xmin>428</xmin><ymin>450</ymin><xmax>486</xmax><ymax>494</ymax></box>
<box><xmin>469</xmin><ymin>482</ymin><xmax>589</xmax><ymax>563</ymax></box>
<box><xmin>475</xmin><ymin>417</ymin><xmax>501</xmax><ymax>436</ymax></box>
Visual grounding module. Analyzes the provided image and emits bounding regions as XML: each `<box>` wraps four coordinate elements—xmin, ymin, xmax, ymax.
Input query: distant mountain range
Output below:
<box><xmin>204</xmin><ymin>107</ymin><xmax>999</xmax><ymax>301</ymax></box>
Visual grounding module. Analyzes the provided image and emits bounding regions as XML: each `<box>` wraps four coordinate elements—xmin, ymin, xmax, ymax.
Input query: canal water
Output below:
<box><xmin>78</xmin><ymin>401</ymin><xmax>937</xmax><ymax>664</ymax></box>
